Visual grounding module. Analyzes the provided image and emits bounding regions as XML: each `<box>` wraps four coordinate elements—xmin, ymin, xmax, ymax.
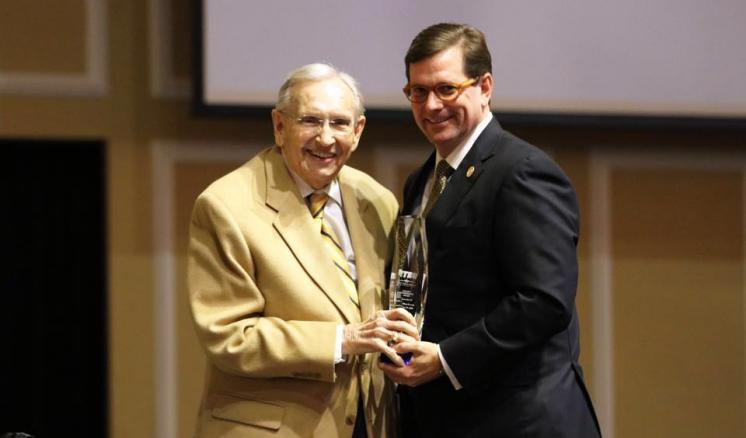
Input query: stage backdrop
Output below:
<box><xmin>197</xmin><ymin>0</ymin><xmax>746</xmax><ymax>117</ymax></box>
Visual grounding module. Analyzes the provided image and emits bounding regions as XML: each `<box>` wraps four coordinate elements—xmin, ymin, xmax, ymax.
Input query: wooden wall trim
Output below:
<box><xmin>0</xmin><ymin>0</ymin><xmax>108</xmax><ymax>96</ymax></box>
<box><xmin>149</xmin><ymin>0</ymin><xmax>189</xmax><ymax>99</ymax></box>
<box><xmin>150</xmin><ymin>140</ymin><xmax>261</xmax><ymax>438</ymax></box>
<box><xmin>589</xmin><ymin>147</ymin><xmax>746</xmax><ymax>438</ymax></box>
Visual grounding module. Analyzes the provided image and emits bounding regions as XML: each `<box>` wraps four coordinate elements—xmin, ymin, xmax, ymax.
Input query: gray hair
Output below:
<box><xmin>275</xmin><ymin>63</ymin><xmax>365</xmax><ymax>117</ymax></box>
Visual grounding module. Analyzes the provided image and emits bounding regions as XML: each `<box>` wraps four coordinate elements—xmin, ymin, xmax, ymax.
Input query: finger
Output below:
<box><xmin>386</xmin><ymin>330</ymin><xmax>401</xmax><ymax>346</ymax></box>
<box><xmin>377</xmin><ymin>358</ymin><xmax>399</xmax><ymax>372</ymax></box>
<box><xmin>385</xmin><ymin>308</ymin><xmax>416</xmax><ymax>325</ymax></box>
<box><xmin>367</xmin><ymin>316</ymin><xmax>397</xmax><ymax>333</ymax></box>
<box><xmin>361</xmin><ymin>317</ymin><xmax>385</xmax><ymax>331</ymax></box>
<box><xmin>351</xmin><ymin>330</ymin><xmax>395</xmax><ymax>355</ymax></box>
<box><xmin>393</xmin><ymin>341</ymin><xmax>420</xmax><ymax>354</ymax></box>
<box><xmin>378</xmin><ymin>330</ymin><xmax>416</xmax><ymax>346</ymax></box>
<box><xmin>377</xmin><ymin>360</ymin><xmax>407</xmax><ymax>380</ymax></box>
<box><xmin>394</xmin><ymin>332</ymin><xmax>418</xmax><ymax>344</ymax></box>
<box><xmin>380</xmin><ymin>347</ymin><xmax>404</xmax><ymax>367</ymax></box>
<box><xmin>357</xmin><ymin>327</ymin><xmax>383</xmax><ymax>342</ymax></box>
<box><xmin>366</xmin><ymin>326</ymin><xmax>397</xmax><ymax>342</ymax></box>
<box><xmin>385</xmin><ymin>320</ymin><xmax>420</xmax><ymax>339</ymax></box>
<box><xmin>365</xmin><ymin>316</ymin><xmax>418</xmax><ymax>341</ymax></box>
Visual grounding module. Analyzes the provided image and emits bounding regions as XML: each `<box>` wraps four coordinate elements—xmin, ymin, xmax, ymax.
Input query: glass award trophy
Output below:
<box><xmin>383</xmin><ymin>215</ymin><xmax>428</xmax><ymax>364</ymax></box>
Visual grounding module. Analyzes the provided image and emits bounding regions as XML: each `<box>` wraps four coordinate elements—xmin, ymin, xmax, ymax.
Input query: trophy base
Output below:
<box><xmin>379</xmin><ymin>352</ymin><xmax>413</xmax><ymax>365</ymax></box>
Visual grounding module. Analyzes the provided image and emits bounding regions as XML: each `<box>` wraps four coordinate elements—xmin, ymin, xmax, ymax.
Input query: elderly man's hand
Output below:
<box><xmin>378</xmin><ymin>341</ymin><xmax>443</xmax><ymax>387</ymax></box>
<box><xmin>342</xmin><ymin>308</ymin><xmax>419</xmax><ymax>366</ymax></box>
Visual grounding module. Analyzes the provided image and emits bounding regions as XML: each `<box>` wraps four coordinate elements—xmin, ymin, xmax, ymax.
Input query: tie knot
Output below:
<box><xmin>435</xmin><ymin>160</ymin><xmax>454</xmax><ymax>180</ymax></box>
<box><xmin>308</xmin><ymin>192</ymin><xmax>329</xmax><ymax>218</ymax></box>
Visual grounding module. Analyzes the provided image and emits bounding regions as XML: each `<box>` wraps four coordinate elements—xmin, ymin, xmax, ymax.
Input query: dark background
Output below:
<box><xmin>0</xmin><ymin>140</ymin><xmax>107</xmax><ymax>437</ymax></box>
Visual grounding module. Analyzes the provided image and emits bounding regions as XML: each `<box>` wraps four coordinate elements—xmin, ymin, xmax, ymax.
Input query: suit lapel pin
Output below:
<box><xmin>466</xmin><ymin>165</ymin><xmax>475</xmax><ymax>178</ymax></box>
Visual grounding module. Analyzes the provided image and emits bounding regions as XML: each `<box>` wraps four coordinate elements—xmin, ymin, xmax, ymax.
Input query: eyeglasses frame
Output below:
<box><xmin>402</xmin><ymin>76</ymin><xmax>481</xmax><ymax>103</ymax></box>
<box><xmin>277</xmin><ymin>110</ymin><xmax>358</xmax><ymax>137</ymax></box>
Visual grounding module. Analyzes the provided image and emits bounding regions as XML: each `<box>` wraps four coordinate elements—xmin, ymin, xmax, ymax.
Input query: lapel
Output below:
<box><xmin>263</xmin><ymin>148</ymin><xmax>359</xmax><ymax>324</ymax></box>
<box><xmin>338</xmin><ymin>168</ymin><xmax>376</xmax><ymax>321</ymax></box>
<box><xmin>429</xmin><ymin>117</ymin><xmax>502</xmax><ymax>224</ymax></box>
<box><xmin>402</xmin><ymin>153</ymin><xmax>436</xmax><ymax>216</ymax></box>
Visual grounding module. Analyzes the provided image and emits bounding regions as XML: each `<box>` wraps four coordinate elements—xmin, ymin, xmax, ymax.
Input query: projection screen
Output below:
<box><xmin>196</xmin><ymin>0</ymin><xmax>746</xmax><ymax>119</ymax></box>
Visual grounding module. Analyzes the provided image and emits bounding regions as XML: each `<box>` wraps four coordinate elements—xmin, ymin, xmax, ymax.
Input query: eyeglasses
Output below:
<box><xmin>403</xmin><ymin>77</ymin><xmax>480</xmax><ymax>103</ymax></box>
<box><xmin>280</xmin><ymin>112</ymin><xmax>356</xmax><ymax>135</ymax></box>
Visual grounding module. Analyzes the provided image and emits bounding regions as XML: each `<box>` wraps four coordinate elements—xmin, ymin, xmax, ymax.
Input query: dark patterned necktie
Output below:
<box><xmin>422</xmin><ymin>160</ymin><xmax>454</xmax><ymax>217</ymax></box>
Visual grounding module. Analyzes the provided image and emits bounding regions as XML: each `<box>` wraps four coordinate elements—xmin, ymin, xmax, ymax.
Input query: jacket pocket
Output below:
<box><xmin>211</xmin><ymin>394</ymin><xmax>285</xmax><ymax>430</ymax></box>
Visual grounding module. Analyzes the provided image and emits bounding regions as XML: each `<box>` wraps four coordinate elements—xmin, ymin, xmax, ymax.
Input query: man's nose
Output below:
<box><xmin>317</xmin><ymin>123</ymin><xmax>335</xmax><ymax>146</ymax></box>
<box><xmin>423</xmin><ymin>91</ymin><xmax>444</xmax><ymax>111</ymax></box>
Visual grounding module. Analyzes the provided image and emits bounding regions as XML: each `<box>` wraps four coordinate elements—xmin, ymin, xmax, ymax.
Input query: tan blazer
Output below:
<box><xmin>188</xmin><ymin>147</ymin><xmax>399</xmax><ymax>437</ymax></box>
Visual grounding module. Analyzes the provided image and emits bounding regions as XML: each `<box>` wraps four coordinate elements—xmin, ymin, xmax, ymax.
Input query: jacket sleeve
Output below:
<box><xmin>439</xmin><ymin>152</ymin><xmax>580</xmax><ymax>388</ymax></box>
<box><xmin>187</xmin><ymin>191</ymin><xmax>339</xmax><ymax>382</ymax></box>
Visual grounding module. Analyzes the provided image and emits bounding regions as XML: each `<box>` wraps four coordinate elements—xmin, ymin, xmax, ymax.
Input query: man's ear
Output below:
<box><xmin>351</xmin><ymin>115</ymin><xmax>366</xmax><ymax>152</ymax></box>
<box><xmin>271</xmin><ymin>109</ymin><xmax>284</xmax><ymax>147</ymax></box>
<box><xmin>479</xmin><ymin>73</ymin><xmax>493</xmax><ymax>107</ymax></box>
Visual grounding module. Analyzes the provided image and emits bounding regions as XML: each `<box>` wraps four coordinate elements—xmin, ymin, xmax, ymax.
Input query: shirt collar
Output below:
<box><xmin>436</xmin><ymin>112</ymin><xmax>493</xmax><ymax>169</ymax></box>
<box><xmin>287</xmin><ymin>168</ymin><xmax>342</xmax><ymax>207</ymax></box>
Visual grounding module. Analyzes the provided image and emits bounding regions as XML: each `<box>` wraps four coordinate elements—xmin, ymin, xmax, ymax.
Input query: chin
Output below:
<box><xmin>311</xmin><ymin>170</ymin><xmax>338</xmax><ymax>186</ymax></box>
<box><xmin>425</xmin><ymin>124</ymin><xmax>454</xmax><ymax>138</ymax></box>
<box><xmin>428</xmin><ymin>133</ymin><xmax>457</xmax><ymax>147</ymax></box>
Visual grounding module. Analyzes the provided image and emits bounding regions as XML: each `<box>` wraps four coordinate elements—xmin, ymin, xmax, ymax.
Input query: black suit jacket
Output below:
<box><xmin>399</xmin><ymin>117</ymin><xmax>601</xmax><ymax>437</ymax></box>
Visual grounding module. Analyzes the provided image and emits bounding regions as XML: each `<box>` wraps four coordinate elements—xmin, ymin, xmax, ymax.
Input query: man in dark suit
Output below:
<box><xmin>379</xmin><ymin>23</ymin><xmax>602</xmax><ymax>437</ymax></box>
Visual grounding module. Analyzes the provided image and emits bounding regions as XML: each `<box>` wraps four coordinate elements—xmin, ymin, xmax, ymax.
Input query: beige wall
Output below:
<box><xmin>1</xmin><ymin>1</ymin><xmax>744</xmax><ymax>437</ymax></box>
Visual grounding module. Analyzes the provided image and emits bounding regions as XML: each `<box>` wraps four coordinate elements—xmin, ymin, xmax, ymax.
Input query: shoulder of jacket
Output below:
<box><xmin>195</xmin><ymin>150</ymin><xmax>269</xmax><ymax>210</ymax></box>
<box><xmin>340</xmin><ymin>166</ymin><xmax>398</xmax><ymax>213</ymax></box>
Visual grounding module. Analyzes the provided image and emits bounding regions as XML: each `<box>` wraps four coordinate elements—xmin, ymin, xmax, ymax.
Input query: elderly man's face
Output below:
<box><xmin>407</xmin><ymin>45</ymin><xmax>492</xmax><ymax>158</ymax></box>
<box><xmin>272</xmin><ymin>78</ymin><xmax>365</xmax><ymax>189</ymax></box>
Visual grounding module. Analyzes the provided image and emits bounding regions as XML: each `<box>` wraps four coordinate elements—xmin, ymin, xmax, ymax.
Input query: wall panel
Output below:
<box><xmin>587</xmin><ymin>157</ymin><xmax>746</xmax><ymax>438</ymax></box>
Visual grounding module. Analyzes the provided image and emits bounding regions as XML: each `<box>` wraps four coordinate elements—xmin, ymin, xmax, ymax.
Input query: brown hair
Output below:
<box><xmin>404</xmin><ymin>23</ymin><xmax>492</xmax><ymax>81</ymax></box>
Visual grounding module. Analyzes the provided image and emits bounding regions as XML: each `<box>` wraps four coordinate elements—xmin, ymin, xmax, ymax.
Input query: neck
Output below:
<box><xmin>434</xmin><ymin>143</ymin><xmax>457</xmax><ymax>160</ymax></box>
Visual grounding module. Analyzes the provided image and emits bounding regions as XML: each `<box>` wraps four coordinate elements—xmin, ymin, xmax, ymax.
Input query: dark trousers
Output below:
<box><xmin>352</xmin><ymin>396</ymin><xmax>367</xmax><ymax>438</ymax></box>
<box><xmin>397</xmin><ymin>387</ymin><xmax>421</xmax><ymax>438</ymax></box>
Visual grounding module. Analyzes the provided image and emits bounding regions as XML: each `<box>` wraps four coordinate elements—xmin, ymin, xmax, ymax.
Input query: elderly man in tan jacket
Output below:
<box><xmin>187</xmin><ymin>63</ymin><xmax>416</xmax><ymax>438</ymax></box>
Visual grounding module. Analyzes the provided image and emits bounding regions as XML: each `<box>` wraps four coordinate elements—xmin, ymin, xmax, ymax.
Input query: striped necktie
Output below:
<box><xmin>308</xmin><ymin>192</ymin><xmax>360</xmax><ymax>308</ymax></box>
<box><xmin>422</xmin><ymin>159</ymin><xmax>454</xmax><ymax>217</ymax></box>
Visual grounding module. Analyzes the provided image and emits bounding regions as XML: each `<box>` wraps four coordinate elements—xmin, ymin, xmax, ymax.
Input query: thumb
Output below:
<box><xmin>393</xmin><ymin>341</ymin><xmax>418</xmax><ymax>354</ymax></box>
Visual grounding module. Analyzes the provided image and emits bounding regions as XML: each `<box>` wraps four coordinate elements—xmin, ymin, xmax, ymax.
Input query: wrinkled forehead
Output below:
<box><xmin>289</xmin><ymin>78</ymin><xmax>358</xmax><ymax>116</ymax></box>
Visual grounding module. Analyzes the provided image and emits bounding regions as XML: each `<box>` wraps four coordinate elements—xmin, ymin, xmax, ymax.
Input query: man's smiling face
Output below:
<box><xmin>407</xmin><ymin>44</ymin><xmax>491</xmax><ymax>157</ymax></box>
<box><xmin>272</xmin><ymin>77</ymin><xmax>365</xmax><ymax>189</ymax></box>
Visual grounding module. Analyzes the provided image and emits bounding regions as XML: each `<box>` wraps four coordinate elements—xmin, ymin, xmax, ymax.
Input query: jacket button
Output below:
<box><xmin>346</xmin><ymin>415</ymin><xmax>355</xmax><ymax>425</ymax></box>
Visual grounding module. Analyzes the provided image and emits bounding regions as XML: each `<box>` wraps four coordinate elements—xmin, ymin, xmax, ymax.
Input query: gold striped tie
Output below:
<box><xmin>308</xmin><ymin>192</ymin><xmax>360</xmax><ymax>308</ymax></box>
